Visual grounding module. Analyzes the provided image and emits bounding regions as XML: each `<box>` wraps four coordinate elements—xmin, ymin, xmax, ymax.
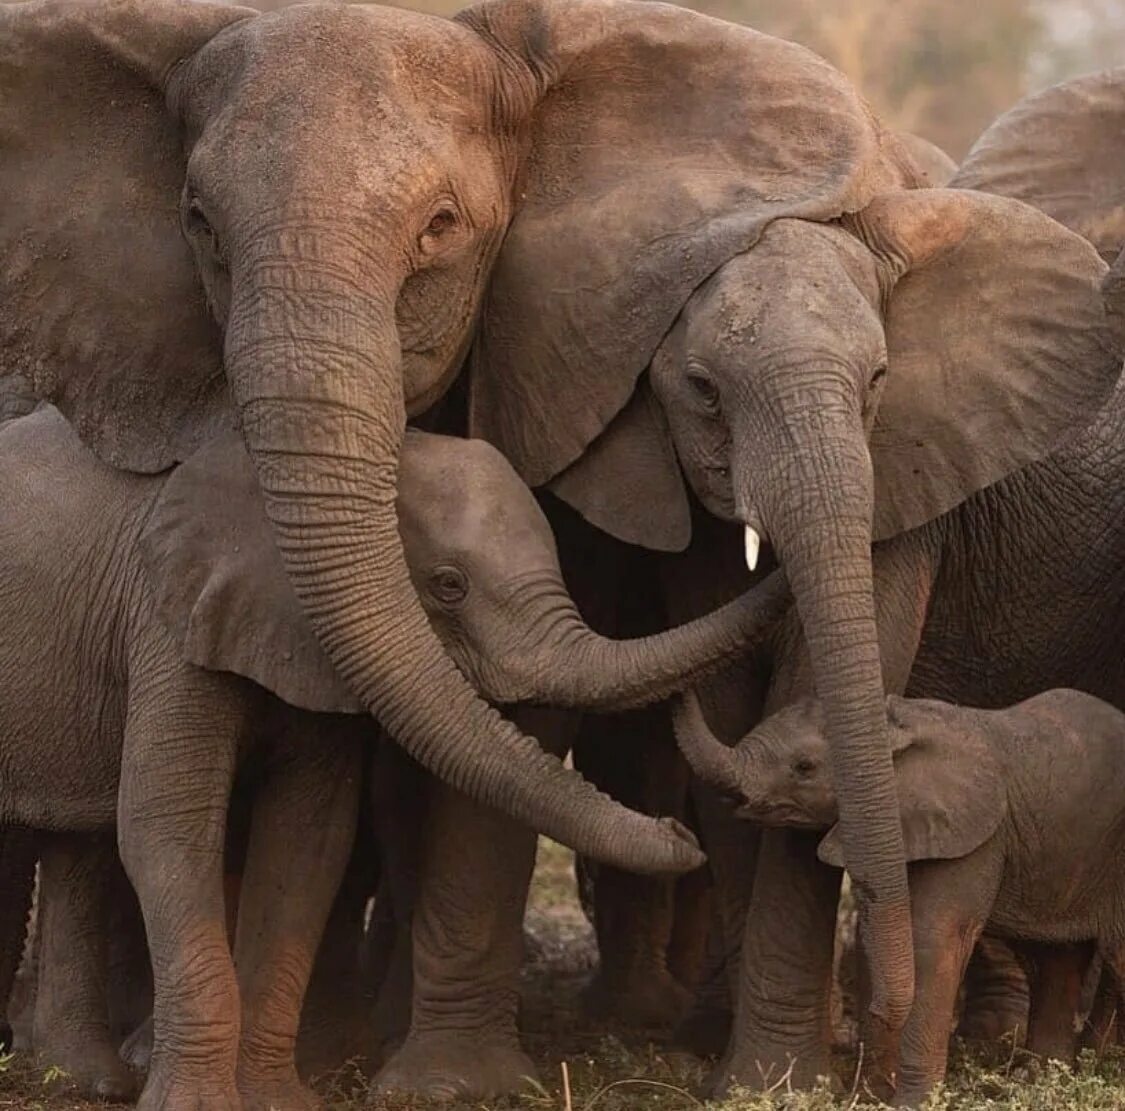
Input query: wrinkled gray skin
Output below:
<box><xmin>0</xmin><ymin>408</ymin><xmax>784</xmax><ymax>1108</ymax></box>
<box><xmin>676</xmin><ymin>689</ymin><xmax>1125</xmax><ymax>1106</ymax></box>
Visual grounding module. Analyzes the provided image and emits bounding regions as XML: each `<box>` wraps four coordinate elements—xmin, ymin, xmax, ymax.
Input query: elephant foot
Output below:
<box><xmin>136</xmin><ymin>1070</ymin><xmax>241</xmax><ymax>1111</ymax></box>
<box><xmin>373</xmin><ymin>1032</ymin><xmax>539</xmax><ymax>1102</ymax></box>
<box><xmin>36</xmin><ymin>1036</ymin><xmax>139</xmax><ymax>1102</ymax></box>
<box><xmin>705</xmin><ymin>1035</ymin><xmax>833</xmax><ymax>1098</ymax></box>
<box><xmin>237</xmin><ymin>1069</ymin><xmax>322</xmax><ymax>1111</ymax></box>
<box><xmin>583</xmin><ymin>965</ymin><xmax>692</xmax><ymax>1029</ymax></box>
<box><xmin>121</xmin><ymin>1015</ymin><xmax>154</xmax><ymax>1074</ymax></box>
<box><xmin>296</xmin><ymin>996</ymin><xmax>377</xmax><ymax>1081</ymax></box>
<box><xmin>957</xmin><ymin>997</ymin><xmax>1027</xmax><ymax>1046</ymax></box>
<box><xmin>672</xmin><ymin>1003</ymin><xmax>733</xmax><ymax>1059</ymax></box>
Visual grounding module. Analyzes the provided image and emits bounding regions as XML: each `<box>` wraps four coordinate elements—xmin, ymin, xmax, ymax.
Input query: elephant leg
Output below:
<box><xmin>574</xmin><ymin>704</ymin><xmax>689</xmax><ymax>1029</ymax></box>
<box><xmin>32</xmin><ymin>834</ymin><xmax>137</xmax><ymax>1102</ymax></box>
<box><xmin>118</xmin><ymin>656</ymin><xmax>243</xmax><ymax>1111</ymax></box>
<box><xmin>297</xmin><ymin>777</ymin><xmax>381</xmax><ymax>1083</ymax></box>
<box><xmin>1017</xmin><ymin>941</ymin><xmax>1093</xmax><ymax>1065</ymax></box>
<box><xmin>666</xmin><ymin>862</ymin><xmax>713</xmax><ymax>996</ymax></box>
<box><xmin>367</xmin><ymin>738</ymin><xmax>426</xmax><ymax>1057</ymax></box>
<box><xmin>374</xmin><ymin>704</ymin><xmax>575</xmax><ymax>1103</ymax></box>
<box><xmin>1079</xmin><ymin>958</ymin><xmax>1117</xmax><ymax>1053</ymax></box>
<box><xmin>106</xmin><ymin>872</ymin><xmax>153</xmax><ymax>1048</ymax></box>
<box><xmin>234</xmin><ymin>714</ymin><xmax>362</xmax><ymax>1111</ymax></box>
<box><xmin>956</xmin><ymin>935</ymin><xmax>1029</xmax><ymax>1047</ymax></box>
<box><xmin>894</xmin><ymin>919</ymin><xmax>981</xmax><ymax>1107</ymax></box>
<box><xmin>710</xmin><ymin>829</ymin><xmax>839</xmax><ymax>1096</ymax></box>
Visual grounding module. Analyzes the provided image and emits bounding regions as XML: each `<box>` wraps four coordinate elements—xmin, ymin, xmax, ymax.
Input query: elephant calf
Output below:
<box><xmin>0</xmin><ymin>407</ymin><xmax>784</xmax><ymax>1110</ymax></box>
<box><xmin>674</xmin><ymin>687</ymin><xmax>1125</xmax><ymax>1107</ymax></box>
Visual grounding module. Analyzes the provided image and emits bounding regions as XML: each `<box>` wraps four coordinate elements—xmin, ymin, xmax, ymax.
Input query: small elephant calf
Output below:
<box><xmin>675</xmin><ymin>687</ymin><xmax>1125</xmax><ymax>1106</ymax></box>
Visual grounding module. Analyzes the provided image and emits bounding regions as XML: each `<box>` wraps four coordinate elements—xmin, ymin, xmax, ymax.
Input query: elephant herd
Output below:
<box><xmin>1</xmin><ymin>0</ymin><xmax>1125</xmax><ymax>1107</ymax></box>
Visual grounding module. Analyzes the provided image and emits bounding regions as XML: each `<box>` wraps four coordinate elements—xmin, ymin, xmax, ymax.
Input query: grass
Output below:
<box><xmin>4</xmin><ymin>840</ymin><xmax>1125</xmax><ymax>1109</ymax></box>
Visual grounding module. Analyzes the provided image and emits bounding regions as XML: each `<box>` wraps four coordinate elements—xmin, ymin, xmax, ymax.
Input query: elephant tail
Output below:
<box><xmin>0</xmin><ymin>826</ymin><xmax>37</xmax><ymax>1050</ymax></box>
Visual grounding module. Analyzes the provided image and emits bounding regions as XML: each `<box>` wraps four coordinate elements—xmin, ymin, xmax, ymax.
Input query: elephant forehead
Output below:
<box><xmin>190</xmin><ymin>4</ymin><xmax>495</xmax><ymax>140</ymax></box>
<box><xmin>398</xmin><ymin>435</ymin><xmax>557</xmax><ymax>557</ymax></box>
<box><xmin>690</xmin><ymin>222</ymin><xmax>884</xmax><ymax>353</ymax></box>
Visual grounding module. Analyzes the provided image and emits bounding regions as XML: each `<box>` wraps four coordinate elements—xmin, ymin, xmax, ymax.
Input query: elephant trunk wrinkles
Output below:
<box><xmin>522</xmin><ymin>571</ymin><xmax>791</xmax><ymax>713</ymax></box>
<box><xmin>671</xmin><ymin>691</ymin><xmax>747</xmax><ymax>799</ymax></box>
<box><xmin>221</xmin><ymin>229</ymin><xmax>702</xmax><ymax>876</ymax></box>
<box><xmin>734</xmin><ymin>389</ymin><xmax>914</xmax><ymax>1032</ymax></box>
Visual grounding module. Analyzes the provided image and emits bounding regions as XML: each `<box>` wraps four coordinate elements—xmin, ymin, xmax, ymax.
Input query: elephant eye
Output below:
<box><xmin>687</xmin><ymin>370</ymin><xmax>720</xmax><ymax>409</ymax></box>
<box><xmin>418</xmin><ymin>206</ymin><xmax>460</xmax><ymax>256</ymax></box>
<box><xmin>185</xmin><ymin>199</ymin><xmax>224</xmax><ymax>263</ymax></box>
<box><xmin>429</xmin><ymin>565</ymin><xmax>469</xmax><ymax>606</ymax></box>
<box><xmin>427</xmin><ymin>208</ymin><xmax>457</xmax><ymax>235</ymax></box>
<box><xmin>870</xmin><ymin>364</ymin><xmax>888</xmax><ymax>389</ymax></box>
<box><xmin>793</xmin><ymin>756</ymin><xmax>817</xmax><ymax>777</ymax></box>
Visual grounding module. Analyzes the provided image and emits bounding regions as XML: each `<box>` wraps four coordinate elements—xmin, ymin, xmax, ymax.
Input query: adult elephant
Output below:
<box><xmin>643</xmin><ymin>74</ymin><xmax>1125</xmax><ymax>1091</ymax></box>
<box><xmin>2</xmin><ymin>1</ymin><xmax>940</xmax><ymax>1017</ymax></box>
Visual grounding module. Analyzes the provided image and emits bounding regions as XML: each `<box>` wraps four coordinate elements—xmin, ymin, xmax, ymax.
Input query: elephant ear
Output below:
<box><xmin>955</xmin><ymin>69</ymin><xmax>1125</xmax><ymax>263</ymax></box>
<box><xmin>818</xmin><ymin>696</ymin><xmax>1007</xmax><ymax>868</ymax></box>
<box><xmin>140</xmin><ymin>432</ymin><xmax>363</xmax><ymax>715</ymax></box>
<box><xmin>0</xmin><ymin>0</ymin><xmax>255</xmax><ymax>474</ymax></box>
<box><xmin>462</xmin><ymin>0</ymin><xmax>918</xmax><ymax>495</ymax></box>
<box><xmin>547</xmin><ymin>378</ymin><xmax>691</xmax><ymax>552</ymax></box>
<box><xmin>846</xmin><ymin>188</ymin><xmax>1124</xmax><ymax>539</ymax></box>
<box><xmin>894</xmin><ymin>131</ymin><xmax>957</xmax><ymax>188</ymax></box>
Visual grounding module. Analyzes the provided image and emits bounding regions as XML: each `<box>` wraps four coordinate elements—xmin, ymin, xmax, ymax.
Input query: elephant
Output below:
<box><xmin>673</xmin><ymin>688</ymin><xmax>1125</xmax><ymax>1105</ymax></box>
<box><xmin>0</xmin><ymin>402</ymin><xmax>788</xmax><ymax>1107</ymax></box>
<box><xmin>957</xmin><ymin>67</ymin><xmax>1125</xmax><ymax>264</ymax></box>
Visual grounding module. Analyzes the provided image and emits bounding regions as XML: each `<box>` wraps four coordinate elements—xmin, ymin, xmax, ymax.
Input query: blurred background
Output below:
<box><xmin>394</xmin><ymin>0</ymin><xmax>1125</xmax><ymax>158</ymax></box>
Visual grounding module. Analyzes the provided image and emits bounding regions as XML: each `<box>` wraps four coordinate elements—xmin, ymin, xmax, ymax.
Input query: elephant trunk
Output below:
<box><xmin>733</xmin><ymin>386</ymin><xmax>913</xmax><ymax>1033</ymax></box>
<box><xmin>501</xmin><ymin>570</ymin><xmax>790</xmax><ymax>713</ymax></box>
<box><xmin>671</xmin><ymin>690</ymin><xmax>748</xmax><ymax>799</ymax></box>
<box><xmin>222</xmin><ymin>226</ymin><xmax>703</xmax><ymax>876</ymax></box>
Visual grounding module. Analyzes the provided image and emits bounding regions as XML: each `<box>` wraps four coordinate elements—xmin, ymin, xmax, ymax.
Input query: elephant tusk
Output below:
<box><xmin>744</xmin><ymin>526</ymin><xmax>761</xmax><ymax>573</ymax></box>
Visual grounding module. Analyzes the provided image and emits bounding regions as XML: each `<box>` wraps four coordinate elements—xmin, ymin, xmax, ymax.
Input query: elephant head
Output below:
<box><xmin>142</xmin><ymin>427</ymin><xmax>790</xmax><ymax>718</ymax></box>
<box><xmin>674</xmin><ymin>692</ymin><xmax>1007</xmax><ymax>870</ymax></box>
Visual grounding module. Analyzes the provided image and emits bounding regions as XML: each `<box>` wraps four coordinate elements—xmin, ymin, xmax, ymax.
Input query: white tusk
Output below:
<box><xmin>744</xmin><ymin>526</ymin><xmax>761</xmax><ymax>573</ymax></box>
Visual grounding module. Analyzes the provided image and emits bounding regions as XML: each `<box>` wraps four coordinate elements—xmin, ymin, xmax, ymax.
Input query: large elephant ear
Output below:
<box><xmin>955</xmin><ymin>69</ymin><xmax>1125</xmax><ymax>263</ymax></box>
<box><xmin>818</xmin><ymin>697</ymin><xmax>1006</xmax><ymax>868</ymax></box>
<box><xmin>846</xmin><ymin>188</ymin><xmax>1125</xmax><ymax>539</ymax></box>
<box><xmin>462</xmin><ymin>0</ymin><xmax>919</xmax><ymax>494</ymax></box>
<box><xmin>547</xmin><ymin>378</ymin><xmax>691</xmax><ymax>552</ymax></box>
<box><xmin>0</xmin><ymin>0</ymin><xmax>255</xmax><ymax>474</ymax></box>
<box><xmin>140</xmin><ymin>432</ymin><xmax>363</xmax><ymax>715</ymax></box>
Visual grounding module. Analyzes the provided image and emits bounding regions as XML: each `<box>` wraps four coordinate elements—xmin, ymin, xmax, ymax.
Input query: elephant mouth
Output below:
<box><xmin>734</xmin><ymin>802</ymin><xmax>823</xmax><ymax>829</ymax></box>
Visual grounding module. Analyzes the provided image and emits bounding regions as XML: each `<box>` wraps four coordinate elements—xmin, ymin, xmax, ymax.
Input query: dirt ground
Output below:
<box><xmin>5</xmin><ymin>840</ymin><xmax>1125</xmax><ymax>1110</ymax></box>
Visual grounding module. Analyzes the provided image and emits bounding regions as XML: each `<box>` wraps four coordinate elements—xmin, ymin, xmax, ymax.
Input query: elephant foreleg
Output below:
<box><xmin>118</xmin><ymin>645</ymin><xmax>242</xmax><ymax>1111</ymax></box>
<box><xmin>373</xmin><ymin>704</ymin><xmax>576</xmax><ymax>1103</ymax></box>
<box><xmin>234</xmin><ymin>713</ymin><xmax>363</xmax><ymax>1111</ymax></box>
<box><xmin>573</xmin><ymin>703</ymin><xmax>690</xmax><ymax>1029</ymax></box>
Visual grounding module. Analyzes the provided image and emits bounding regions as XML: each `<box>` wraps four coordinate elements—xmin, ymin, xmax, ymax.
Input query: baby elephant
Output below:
<box><xmin>675</xmin><ymin>687</ymin><xmax>1125</xmax><ymax>1106</ymax></box>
